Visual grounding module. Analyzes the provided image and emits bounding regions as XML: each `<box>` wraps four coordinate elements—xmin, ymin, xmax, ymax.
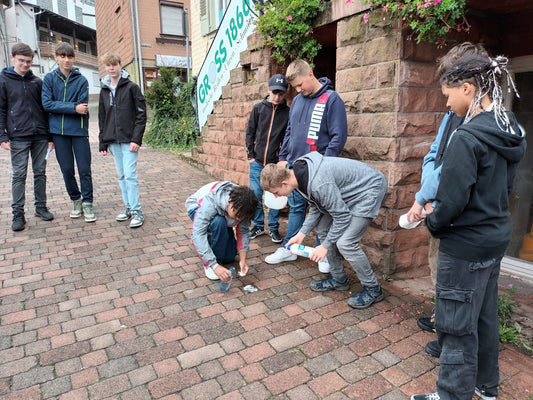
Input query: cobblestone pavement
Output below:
<box><xmin>0</xmin><ymin>124</ymin><xmax>532</xmax><ymax>400</ymax></box>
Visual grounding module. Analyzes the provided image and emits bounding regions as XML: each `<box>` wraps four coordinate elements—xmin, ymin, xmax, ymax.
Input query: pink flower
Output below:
<box><xmin>434</xmin><ymin>0</ymin><xmax>442</xmax><ymax>3</ymax></box>
<box><xmin>416</xmin><ymin>2</ymin><xmax>422</xmax><ymax>10</ymax></box>
<box><xmin>383</xmin><ymin>4</ymin><xmax>389</xmax><ymax>12</ymax></box>
<box><xmin>286</xmin><ymin>15</ymin><xmax>292</xmax><ymax>21</ymax></box>
<box><xmin>345</xmin><ymin>0</ymin><xmax>353</xmax><ymax>4</ymax></box>
<box><xmin>267</xmin><ymin>36</ymin><xmax>272</xmax><ymax>41</ymax></box>
<box><xmin>424</xmin><ymin>0</ymin><xmax>432</xmax><ymax>7</ymax></box>
<box><xmin>363</xmin><ymin>12</ymin><xmax>369</xmax><ymax>23</ymax></box>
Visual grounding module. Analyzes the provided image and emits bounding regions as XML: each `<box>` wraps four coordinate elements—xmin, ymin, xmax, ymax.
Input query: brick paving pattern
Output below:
<box><xmin>0</xmin><ymin>123</ymin><xmax>532</xmax><ymax>399</ymax></box>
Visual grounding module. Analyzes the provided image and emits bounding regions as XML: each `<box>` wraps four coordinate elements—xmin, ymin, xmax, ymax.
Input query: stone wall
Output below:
<box><xmin>195</xmin><ymin>9</ymin><xmax>447</xmax><ymax>277</ymax></box>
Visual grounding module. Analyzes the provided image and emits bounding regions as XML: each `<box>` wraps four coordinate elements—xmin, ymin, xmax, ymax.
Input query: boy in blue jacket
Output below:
<box><xmin>265</xmin><ymin>60</ymin><xmax>347</xmax><ymax>271</ymax></box>
<box><xmin>42</xmin><ymin>43</ymin><xmax>95</xmax><ymax>222</ymax></box>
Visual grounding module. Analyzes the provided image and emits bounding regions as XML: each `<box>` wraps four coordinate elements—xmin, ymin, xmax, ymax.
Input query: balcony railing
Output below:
<box><xmin>38</xmin><ymin>42</ymin><xmax>98</xmax><ymax>69</ymax></box>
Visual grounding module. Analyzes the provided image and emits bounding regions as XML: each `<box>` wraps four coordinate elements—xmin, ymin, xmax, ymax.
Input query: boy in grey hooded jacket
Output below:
<box><xmin>261</xmin><ymin>152</ymin><xmax>387</xmax><ymax>309</ymax></box>
<box><xmin>186</xmin><ymin>181</ymin><xmax>258</xmax><ymax>282</ymax></box>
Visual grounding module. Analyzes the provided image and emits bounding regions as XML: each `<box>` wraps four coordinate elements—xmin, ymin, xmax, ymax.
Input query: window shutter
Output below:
<box><xmin>200</xmin><ymin>0</ymin><xmax>210</xmax><ymax>35</ymax></box>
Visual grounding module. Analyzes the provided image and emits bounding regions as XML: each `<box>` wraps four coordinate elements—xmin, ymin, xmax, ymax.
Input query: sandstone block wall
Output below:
<box><xmin>196</xmin><ymin>9</ymin><xmax>447</xmax><ymax>277</ymax></box>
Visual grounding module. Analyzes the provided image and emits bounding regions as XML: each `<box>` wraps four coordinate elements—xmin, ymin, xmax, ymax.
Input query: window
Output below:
<box><xmin>200</xmin><ymin>0</ymin><xmax>228</xmax><ymax>35</ymax></box>
<box><xmin>160</xmin><ymin>1</ymin><xmax>185</xmax><ymax>36</ymax></box>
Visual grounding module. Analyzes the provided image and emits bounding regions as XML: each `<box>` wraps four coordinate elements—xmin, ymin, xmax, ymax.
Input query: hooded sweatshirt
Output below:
<box><xmin>185</xmin><ymin>181</ymin><xmax>251</xmax><ymax>268</ymax></box>
<box><xmin>0</xmin><ymin>67</ymin><xmax>49</xmax><ymax>142</ymax></box>
<box><xmin>245</xmin><ymin>96</ymin><xmax>289</xmax><ymax>165</ymax></box>
<box><xmin>42</xmin><ymin>66</ymin><xmax>89</xmax><ymax>136</ymax></box>
<box><xmin>425</xmin><ymin>111</ymin><xmax>526</xmax><ymax>261</ymax></box>
<box><xmin>98</xmin><ymin>70</ymin><xmax>147</xmax><ymax>151</ymax></box>
<box><xmin>294</xmin><ymin>152</ymin><xmax>387</xmax><ymax>250</ymax></box>
<box><xmin>279</xmin><ymin>77</ymin><xmax>347</xmax><ymax>164</ymax></box>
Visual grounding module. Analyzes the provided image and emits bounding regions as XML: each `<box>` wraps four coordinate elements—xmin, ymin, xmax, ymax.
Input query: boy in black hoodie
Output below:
<box><xmin>0</xmin><ymin>43</ymin><xmax>53</xmax><ymax>231</ymax></box>
<box><xmin>98</xmin><ymin>52</ymin><xmax>146</xmax><ymax>228</ymax></box>
<box><xmin>411</xmin><ymin>56</ymin><xmax>526</xmax><ymax>400</ymax></box>
<box><xmin>245</xmin><ymin>74</ymin><xmax>289</xmax><ymax>243</ymax></box>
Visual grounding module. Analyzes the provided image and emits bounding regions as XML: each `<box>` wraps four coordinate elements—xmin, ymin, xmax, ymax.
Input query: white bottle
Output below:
<box><xmin>288</xmin><ymin>244</ymin><xmax>315</xmax><ymax>258</ymax></box>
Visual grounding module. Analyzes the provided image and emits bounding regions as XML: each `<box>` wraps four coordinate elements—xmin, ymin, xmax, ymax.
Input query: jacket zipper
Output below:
<box><xmin>263</xmin><ymin>103</ymin><xmax>276</xmax><ymax>165</ymax></box>
<box><xmin>57</xmin><ymin>71</ymin><xmax>73</xmax><ymax>135</ymax></box>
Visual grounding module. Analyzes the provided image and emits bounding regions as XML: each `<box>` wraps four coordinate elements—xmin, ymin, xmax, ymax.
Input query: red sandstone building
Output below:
<box><xmin>95</xmin><ymin>0</ymin><xmax>192</xmax><ymax>91</ymax></box>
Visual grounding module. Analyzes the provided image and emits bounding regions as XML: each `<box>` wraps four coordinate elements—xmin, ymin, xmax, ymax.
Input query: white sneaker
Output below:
<box><xmin>265</xmin><ymin>247</ymin><xmax>297</xmax><ymax>264</ymax></box>
<box><xmin>205</xmin><ymin>267</ymin><xmax>219</xmax><ymax>280</ymax></box>
<box><xmin>318</xmin><ymin>259</ymin><xmax>331</xmax><ymax>273</ymax></box>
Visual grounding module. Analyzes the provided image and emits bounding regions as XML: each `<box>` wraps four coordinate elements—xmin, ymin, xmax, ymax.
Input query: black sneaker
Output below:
<box><xmin>347</xmin><ymin>285</ymin><xmax>384</xmax><ymax>309</ymax></box>
<box><xmin>424</xmin><ymin>340</ymin><xmax>441</xmax><ymax>357</ymax></box>
<box><xmin>12</xmin><ymin>214</ymin><xmax>26</xmax><ymax>231</ymax></box>
<box><xmin>35</xmin><ymin>207</ymin><xmax>54</xmax><ymax>221</ymax></box>
<box><xmin>474</xmin><ymin>386</ymin><xmax>497</xmax><ymax>400</ymax></box>
<box><xmin>250</xmin><ymin>226</ymin><xmax>265</xmax><ymax>239</ymax></box>
<box><xmin>417</xmin><ymin>315</ymin><xmax>436</xmax><ymax>332</ymax></box>
<box><xmin>269</xmin><ymin>230</ymin><xmax>282</xmax><ymax>243</ymax></box>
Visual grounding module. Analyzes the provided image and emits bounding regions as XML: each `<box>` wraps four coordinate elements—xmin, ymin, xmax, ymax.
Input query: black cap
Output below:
<box><xmin>268</xmin><ymin>74</ymin><xmax>288</xmax><ymax>93</ymax></box>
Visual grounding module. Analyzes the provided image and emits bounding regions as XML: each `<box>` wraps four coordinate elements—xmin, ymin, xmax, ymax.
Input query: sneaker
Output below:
<box><xmin>205</xmin><ymin>266</ymin><xmax>219</xmax><ymax>280</ymax></box>
<box><xmin>130</xmin><ymin>210</ymin><xmax>144</xmax><ymax>228</ymax></box>
<box><xmin>35</xmin><ymin>207</ymin><xmax>54</xmax><ymax>221</ymax></box>
<box><xmin>250</xmin><ymin>226</ymin><xmax>265</xmax><ymax>239</ymax></box>
<box><xmin>82</xmin><ymin>202</ymin><xmax>96</xmax><ymax>223</ymax></box>
<box><xmin>347</xmin><ymin>285</ymin><xmax>384</xmax><ymax>309</ymax></box>
<box><xmin>417</xmin><ymin>315</ymin><xmax>436</xmax><ymax>332</ymax></box>
<box><xmin>318</xmin><ymin>259</ymin><xmax>331</xmax><ymax>273</ymax></box>
<box><xmin>424</xmin><ymin>340</ymin><xmax>441</xmax><ymax>357</ymax></box>
<box><xmin>411</xmin><ymin>393</ymin><xmax>440</xmax><ymax>400</ymax></box>
<box><xmin>70</xmin><ymin>199</ymin><xmax>82</xmax><ymax>218</ymax></box>
<box><xmin>269</xmin><ymin>230</ymin><xmax>282</xmax><ymax>243</ymax></box>
<box><xmin>474</xmin><ymin>386</ymin><xmax>497</xmax><ymax>400</ymax></box>
<box><xmin>116</xmin><ymin>208</ymin><xmax>131</xmax><ymax>221</ymax></box>
<box><xmin>265</xmin><ymin>247</ymin><xmax>297</xmax><ymax>264</ymax></box>
<box><xmin>310</xmin><ymin>276</ymin><xmax>350</xmax><ymax>292</ymax></box>
<box><xmin>12</xmin><ymin>214</ymin><xmax>26</xmax><ymax>231</ymax></box>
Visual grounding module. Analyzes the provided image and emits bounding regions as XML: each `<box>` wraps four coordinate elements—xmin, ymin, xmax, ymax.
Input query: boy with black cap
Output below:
<box><xmin>245</xmin><ymin>74</ymin><xmax>290</xmax><ymax>243</ymax></box>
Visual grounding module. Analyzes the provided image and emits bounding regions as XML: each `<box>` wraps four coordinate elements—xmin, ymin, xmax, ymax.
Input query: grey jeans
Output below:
<box><xmin>315</xmin><ymin>214</ymin><xmax>378</xmax><ymax>287</ymax></box>
<box><xmin>435</xmin><ymin>251</ymin><xmax>501</xmax><ymax>400</ymax></box>
<box><xmin>10</xmin><ymin>140</ymin><xmax>48</xmax><ymax>214</ymax></box>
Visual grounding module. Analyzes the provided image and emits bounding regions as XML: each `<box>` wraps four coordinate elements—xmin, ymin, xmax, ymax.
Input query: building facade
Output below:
<box><xmin>2</xmin><ymin>0</ymin><xmax>99</xmax><ymax>96</ymax></box>
<box><xmin>95</xmin><ymin>0</ymin><xmax>192</xmax><ymax>91</ymax></box>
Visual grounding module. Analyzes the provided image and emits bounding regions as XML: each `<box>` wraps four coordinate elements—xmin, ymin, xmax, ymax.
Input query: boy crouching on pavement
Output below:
<box><xmin>261</xmin><ymin>152</ymin><xmax>387</xmax><ymax>308</ymax></box>
<box><xmin>185</xmin><ymin>182</ymin><xmax>258</xmax><ymax>282</ymax></box>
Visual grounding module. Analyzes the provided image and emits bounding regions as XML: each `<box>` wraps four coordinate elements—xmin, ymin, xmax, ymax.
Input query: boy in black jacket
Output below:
<box><xmin>245</xmin><ymin>74</ymin><xmax>289</xmax><ymax>243</ymax></box>
<box><xmin>0</xmin><ymin>42</ymin><xmax>53</xmax><ymax>231</ymax></box>
<box><xmin>411</xmin><ymin>56</ymin><xmax>526</xmax><ymax>400</ymax></box>
<box><xmin>98</xmin><ymin>52</ymin><xmax>146</xmax><ymax>228</ymax></box>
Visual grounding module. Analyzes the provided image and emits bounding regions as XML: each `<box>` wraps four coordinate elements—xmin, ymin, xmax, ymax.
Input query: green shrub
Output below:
<box><xmin>255</xmin><ymin>0</ymin><xmax>325</xmax><ymax>63</ymax></box>
<box><xmin>498</xmin><ymin>285</ymin><xmax>521</xmax><ymax>345</ymax></box>
<box><xmin>145</xmin><ymin>116</ymin><xmax>196</xmax><ymax>151</ymax></box>
<box><xmin>144</xmin><ymin>67</ymin><xmax>197</xmax><ymax>150</ymax></box>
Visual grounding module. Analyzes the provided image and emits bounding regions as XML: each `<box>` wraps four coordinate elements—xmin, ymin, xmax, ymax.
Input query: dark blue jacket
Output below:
<box><xmin>42</xmin><ymin>66</ymin><xmax>89</xmax><ymax>136</ymax></box>
<box><xmin>279</xmin><ymin>77</ymin><xmax>347</xmax><ymax>164</ymax></box>
<box><xmin>0</xmin><ymin>67</ymin><xmax>49</xmax><ymax>142</ymax></box>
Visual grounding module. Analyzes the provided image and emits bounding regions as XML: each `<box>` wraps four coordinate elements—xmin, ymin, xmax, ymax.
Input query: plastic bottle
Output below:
<box><xmin>219</xmin><ymin>266</ymin><xmax>236</xmax><ymax>292</ymax></box>
<box><xmin>288</xmin><ymin>244</ymin><xmax>315</xmax><ymax>258</ymax></box>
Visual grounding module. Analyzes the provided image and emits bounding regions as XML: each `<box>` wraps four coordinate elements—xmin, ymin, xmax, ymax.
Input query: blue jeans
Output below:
<box><xmin>109</xmin><ymin>143</ymin><xmax>141</xmax><ymax>211</ymax></box>
<box><xmin>53</xmin><ymin>135</ymin><xmax>93</xmax><ymax>203</ymax></box>
<box><xmin>10</xmin><ymin>140</ymin><xmax>48</xmax><ymax>214</ymax></box>
<box><xmin>249</xmin><ymin>161</ymin><xmax>280</xmax><ymax>231</ymax></box>
<box><xmin>188</xmin><ymin>207</ymin><xmax>237</xmax><ymax>264</ymax></box>
<box><xmin>435</xmin><ymin>251</ymin><xmax>501</xmax><ymax>400</ymax></box>
<box><xmin>282</xmin><ymin>189</ymin><xmax>307</xmax><ymax>246</ymax></box>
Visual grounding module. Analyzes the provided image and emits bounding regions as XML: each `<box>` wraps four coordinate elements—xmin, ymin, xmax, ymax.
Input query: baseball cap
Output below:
<box><xmin>268</xmin><ymin>74</ymin><xmax>288</xmax><ymax>93</ymax></box>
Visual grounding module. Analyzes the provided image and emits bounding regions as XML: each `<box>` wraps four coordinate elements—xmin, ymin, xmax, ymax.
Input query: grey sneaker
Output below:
<box><xmin>70</xmin><ymin>199</ymin><xmax>83</xmax><ymax>218</ymax></box>
<box><xmin>82</xmin><ymin>202</ymin><xmax>96</xmax><ymax>222</ymax></box>
<box><xmin>12</xmin><ymin>213</ymin><xmax>26</xmax><ymax>231</ymax></box>
<box><xmin>130</xmin><ymin>210</ymin><xmax>144</xmax><ymax>228</ymax></box>
<box><xmin>116</xmin><ymin>208</ymin><xmax>131</xmax><ymax>221</ymax></box>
